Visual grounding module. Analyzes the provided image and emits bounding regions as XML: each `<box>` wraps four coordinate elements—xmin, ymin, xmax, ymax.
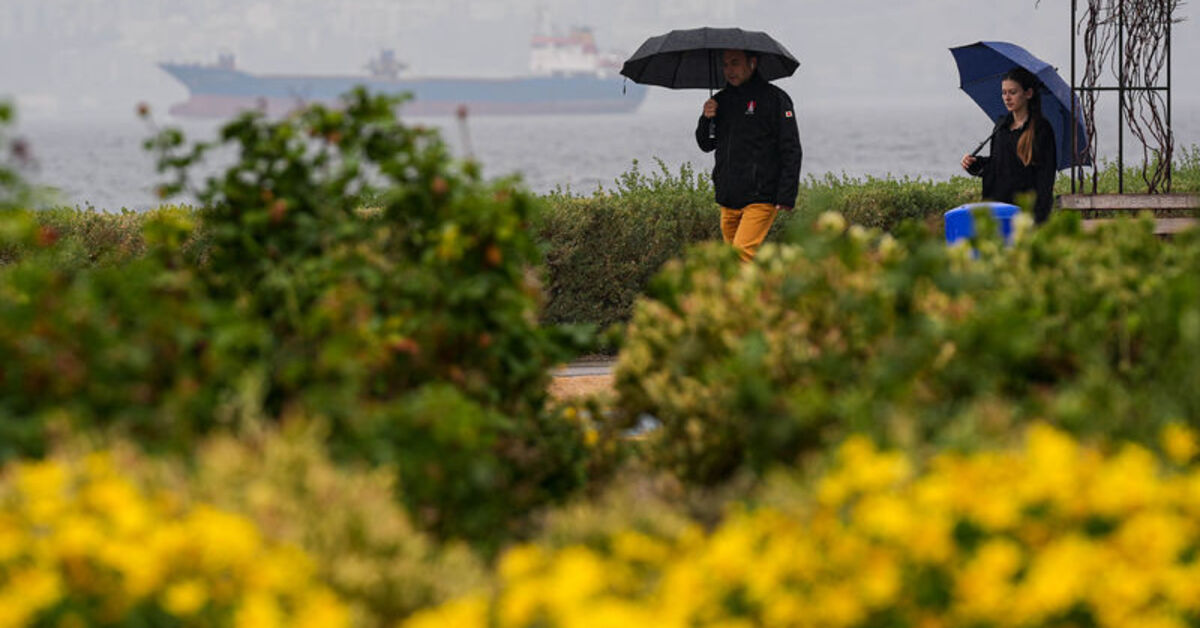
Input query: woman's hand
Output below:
<box><xmin>961</xmin><ymin>154</ymin><xmax>977</xmax><ymax>171</ymax></box>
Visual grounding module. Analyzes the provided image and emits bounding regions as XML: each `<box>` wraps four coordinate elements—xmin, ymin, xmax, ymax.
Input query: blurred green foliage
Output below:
<box><xmin>613</xmin><ymin>210</ymin><xmax>1200</xmax><ymax>484</ymax></box>
<box><xmin>0</xmin><ymin>92</ymin><xmax>596</xmax><ymax>552</ymax></box>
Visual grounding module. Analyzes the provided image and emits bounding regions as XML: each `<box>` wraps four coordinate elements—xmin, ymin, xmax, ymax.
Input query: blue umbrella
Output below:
<box><xmin>950</xmin><ymin>41</ymin><xmax>1090</xmax><ymax>170</ymax></box>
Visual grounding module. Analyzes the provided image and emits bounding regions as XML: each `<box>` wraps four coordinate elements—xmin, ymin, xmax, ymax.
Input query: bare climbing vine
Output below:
<box><xmin>1075</xmin><ymin>0</ymin><xmax>1182</xmax><ymax>192</ymax></box>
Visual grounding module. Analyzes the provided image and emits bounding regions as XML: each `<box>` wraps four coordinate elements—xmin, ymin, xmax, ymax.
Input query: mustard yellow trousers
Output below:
<box><xmin>720</xmin><ymin>203</ymin><xmax>779</xmax><ymax>262</ymax></box>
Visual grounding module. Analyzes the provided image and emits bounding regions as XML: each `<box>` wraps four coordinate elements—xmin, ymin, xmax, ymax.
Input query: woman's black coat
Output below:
<box><xmin>967</xmin><ymin>113</ymin><xmax>1057</xmax><ymax>223</ymax></box>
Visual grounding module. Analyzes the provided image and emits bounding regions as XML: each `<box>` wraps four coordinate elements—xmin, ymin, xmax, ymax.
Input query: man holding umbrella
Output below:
<box><xmin>697</xmin><ymin>49</ymin><xmax>802</xmax><ymax>262</ymax></box>
<box><xmin>621</xmin><ymin>28</ymin><xmax>803</xmax><ymax>262</ymax></box>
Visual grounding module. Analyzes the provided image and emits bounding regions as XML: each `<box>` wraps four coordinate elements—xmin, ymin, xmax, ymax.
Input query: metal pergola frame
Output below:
<box><xmin>1070</xmin><ymin>0</ymin><xmax>1174</xmax><ymax>193</ymax></box>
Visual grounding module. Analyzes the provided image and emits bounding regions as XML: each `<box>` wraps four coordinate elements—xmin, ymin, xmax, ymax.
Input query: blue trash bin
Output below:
<box><xmin>944</xmin><ymin>202</ymin><xmax>1020</xmax><ymax>245</ymax></box>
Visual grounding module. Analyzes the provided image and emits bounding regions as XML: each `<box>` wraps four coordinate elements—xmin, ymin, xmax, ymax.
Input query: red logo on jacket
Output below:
<box><xmin>746</xmin><ymin>100</ymin><xmax>756</xmax><ymax>115</ymax></box>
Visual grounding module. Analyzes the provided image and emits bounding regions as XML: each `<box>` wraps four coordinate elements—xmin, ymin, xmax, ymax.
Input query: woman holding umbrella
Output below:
<box><xmin>960</xmin><ymin>67</ymin><xmax>1058</xmax><ymax>224</ymax></box>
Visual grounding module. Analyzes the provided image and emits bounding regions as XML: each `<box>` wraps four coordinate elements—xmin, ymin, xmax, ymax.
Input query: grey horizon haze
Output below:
<box><xmin>3</xmin><ymin>0</ymin><xmax>1197</xmax><ymax>120</ymax></box>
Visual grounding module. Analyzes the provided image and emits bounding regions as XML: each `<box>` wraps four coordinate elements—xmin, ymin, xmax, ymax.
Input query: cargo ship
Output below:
<box><xmin>159</xmin><ymin>27</ymin><xmax>647</xmax><ymax>118</ymax></box>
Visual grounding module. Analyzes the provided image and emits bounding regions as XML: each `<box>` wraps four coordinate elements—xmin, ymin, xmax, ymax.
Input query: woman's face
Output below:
<box><xmin>1001</xmin><ymin>79</ymin><xmax>1034</xmax><ymax>114</ymax></box>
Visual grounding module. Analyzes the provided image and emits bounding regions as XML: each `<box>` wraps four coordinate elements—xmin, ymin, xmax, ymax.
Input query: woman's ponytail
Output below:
<box><xmin>1016</xmin><ymin>92</ymin><xmax>1040</xmax><ymax>166</ymax></box>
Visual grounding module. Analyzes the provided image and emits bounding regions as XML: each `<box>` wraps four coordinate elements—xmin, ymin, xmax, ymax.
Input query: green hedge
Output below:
<box><xmin>535</xmin><ymin>160</ymin><xmax>720</xmax><ymax>331</ymax></box>
<box><xmin>535</xmin><ymin>161</ymin><xmax>987</xmax><ymax>332</ymax></box>
<box><xmin>612</xmin><ymin>210</ymin><xmax>1200</xmax><ymax>484</ymax></box>
<box><xmin>8</xmin><ymin>148</ymin><xmax>1200</xmax><ymax>335</ymax></box>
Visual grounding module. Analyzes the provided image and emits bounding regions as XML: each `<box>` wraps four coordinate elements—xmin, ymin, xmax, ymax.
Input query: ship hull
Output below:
<box><xmin>160</xmin><ymin>63</ymin><xmax>646</xmax><ymax>118</ymax></box>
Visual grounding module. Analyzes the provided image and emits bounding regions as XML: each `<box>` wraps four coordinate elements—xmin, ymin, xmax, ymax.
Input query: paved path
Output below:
<box><xmin>553</xmin><ymin>358</ymin><xmax>616</xmax><ymax>378</ymax></box>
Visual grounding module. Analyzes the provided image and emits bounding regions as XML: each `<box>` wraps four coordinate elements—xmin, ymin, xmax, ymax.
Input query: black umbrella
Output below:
<box><xmin>620</xmin><ymin>27</ymin><xmax>800</xmax><ymax>138</ymax></box>
<box><xmin>620</xmin><ymin>27</ymin><xmax>799</xmax><ymax>88</ymax></box>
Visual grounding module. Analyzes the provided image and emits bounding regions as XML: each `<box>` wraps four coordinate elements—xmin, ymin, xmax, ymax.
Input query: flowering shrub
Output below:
<box><xmin>0</xmin><ymin>210</ymin><xmax>242</xmax><ymax>461</ymax></box>
<box><xmin>0</xmin><ymin>452</ymin><xmax>350</xmax><ymax>628</ymax></box>
<box><xmin>145</xmin><ymin>88</ymin><xmax>591</xmax><ymax>424</ymax></box>
<box><xmin>405</xmin><ymin>423</ymin><xmax>1200</xmax><ymax>628</ymax></box>
<box><xmin>614</xmin><ymin>211</ymin><xmax>1200</xmax><ymax>483</ymax></box>
<box><xmin>106</xmin><ymin>420</ymin><xmax>488</xmax><ymax>627</ymax></box>
<box><xmin>1</xmin><ymin>94</ymin><xmax>596</xmax><ymax>551</ymax></box>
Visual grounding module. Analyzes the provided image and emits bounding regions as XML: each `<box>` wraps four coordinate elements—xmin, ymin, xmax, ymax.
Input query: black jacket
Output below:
<box><xmin>967</xmin><ymin>113</ymin><xmax>1057</xmax><ymax>223</ymax></box>
<box><xmin>695</xmin><ymin>73</ymin><xmax>802</xmax><ymax>209</ymax></box>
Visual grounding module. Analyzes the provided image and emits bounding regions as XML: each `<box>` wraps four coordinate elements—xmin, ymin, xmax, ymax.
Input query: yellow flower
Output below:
<box><xmin>812</xmin><ymin>583</ymin><xmax>865</xmax><ymax>627</ymax></box>
<box><xmin>16</xmin><ymin>460</ymin><xmax>69</xmax><ymax>500</ymax></box>
<box><xmin>656</xmin><ymin>563</ymin><xmax>705</xmax><ymax>626</ymax></box>
<box><xmin>611</xmin><ymin>530</ymin><xmax>671</xmax><ymax>565</ymax></box>
<box><xmin>565</xmin><ymin>598</ymin><xmax>658</xmax><ymax>628</ymax></box>
<box><xmin>1113</xmin><ymin>511</ymin><xmax>1187</xmax><ymax>570</ymax></box>
<box><xmin>1161</xmin><ymin>423</ymin><xmax>1197</xmax><ymax>465</ymax></box>
<box><xmin>854</xmin><ymin>494</ymin><xmax>914</xmax><ymax>542</ymax></box>
<box><xmin>858</xmin><ymin>551</ymin><xmax>901</xmax><ymax>606</ymax></box>
<box><xmin>1</xmin><ymin>453</ymin><xmax>352</xmax><ymax>628</ymax></box>
<box><xmin>954</xmin><ymin>539</ymin><xmax>1022</xmax><ymax>621</ymax></box>
<box><xmin>816</xmin><ymin>211</ymin><xmax>847</xmax><ymax>233</ymax></box>
<box><xmin>98</xmin><ymin>540</ymin><xmax>165</xmax><ymax>597</ymax></box>
<box><xmin>83</xmin><ymin>477</ymin><xmax>150</xmax><ymax>536</ymax></box>
<box><xmin>498</xmin><ymin>544</ymin><xmax>544</xmax><ymax>582</ymax></box>
<box><xmin>163</xmin><ymin>579</ymin><xmax>208</xmax><ymax>616</ymax></box>
<box><xmin>816</xmin><ymin>473</ymin><xmax>851</xmax><ymax>508</ymax></box>
<box><xmin>188</xmin><ymin>506</ymin><xmax>263</xmax><ymax>573</ymax></box>
<box><xmin>294</xmin><ymin>589</ymin><xmax>352</xmax><ymax>628</ymax></box>
<box><xmin>53</xmin><ymin>514</ymin><xmax>105</xmax><ymax>561</ymax></box>
<box><xmin>1088</xmin><ymin>445</ymin><xmax>1161</xmax><ymax>516</ymax></box>
<box><xmin>1021</xmin><ymin>422</ymin><xmax>1084</xmax><ymax>504</ymax></box>
<box><xmin>0</xmin><ymin>593</ymin><xmax>38</xmax><ymax>628</ymax></box>
<box><xmin>1015</xmin><ymin>535</ymin><xmax>1097</xmax><ymax>622</ymax></box>
<box><xmin>249</xmin><ymin>545</ymin><xmax>314</xmax><ymax>595</ymax></box>
<box><xmin>544</xmin><ymin>547</ymin><xmax>609</xmax><ymax>616</ymax></box>
<box><xmin>235</xmin><ymin>593</ymin><xmax>282</xmax><ymax>628</ymax></box>
<box><xmin>16</xmin><ymin>460</ymin><xmax>70</xmax><ymax>524</ymax></box>
<box><xmin>1090</xmin><ymin>559</ymin><xmax>1158</xmax><ymax>627</ymax></box>
<box><xmin>833</xmin><ymin>435</ymin><xmax>911</xmax><ymax>495</ymax></box>
<box><xmin>903</xmin><ymin>513</ymin><xmax>954</xmax><ymax>564</ymax></box>
<box><xmin>699</xmin><ymin>519</ymin><xmax>758</xmax><ymax>585</ymax></box>
<box><xmin>404</xmin><ymin>592</ymin><xmax>489</xmax><ymax>628</ymax></box>
<box><xmin>499</xmin><ymin>578</ymin><xmax>545</xmax><ymax>628</ymax></box>
<box><xmin>761</xmin><ymin>591</ymin><xmax>807</xmax><ymax>627</ymax></box>
<box><xmin>409</xmin><ymin>425</ymin><xmax>1200</xmax><ymax>628</ymax></box>
<box><xmin>1162</xmin><ymin>563</ymin><xmax>1200</xmax><ymax>613</ymax></box>
<box><xmin>0</xmin><ymin>515</ymin><xmax>24</xmax><ymax>563</ymax></box>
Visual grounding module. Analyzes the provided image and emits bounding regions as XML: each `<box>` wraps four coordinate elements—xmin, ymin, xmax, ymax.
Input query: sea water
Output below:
<box><xmin>14</xmin><ymin>101</ymin><xmax>1200</xmax><ymax>211</ymax></box>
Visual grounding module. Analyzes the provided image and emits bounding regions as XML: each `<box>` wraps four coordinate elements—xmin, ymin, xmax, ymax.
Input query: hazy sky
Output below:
<box><xmin>2</xmin><ymin>0</ymin><xmax>1197</xmax><ymax>119</ymax></box>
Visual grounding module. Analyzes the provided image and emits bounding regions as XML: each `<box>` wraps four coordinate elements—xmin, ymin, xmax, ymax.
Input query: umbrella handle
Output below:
<box><xmin>708</xmin><ymin>56</ymin><xmax>717</xmax><ymax>140</ymax></box>
<box><xmin>970</xmin><ymin>135</ymin><xmax>990</xmax><ymax>157</ymax></box>
<box><xmin>970</xmin><ymin>121</ymin><xmax>1006</xmax><ymax>157</ymax></box>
